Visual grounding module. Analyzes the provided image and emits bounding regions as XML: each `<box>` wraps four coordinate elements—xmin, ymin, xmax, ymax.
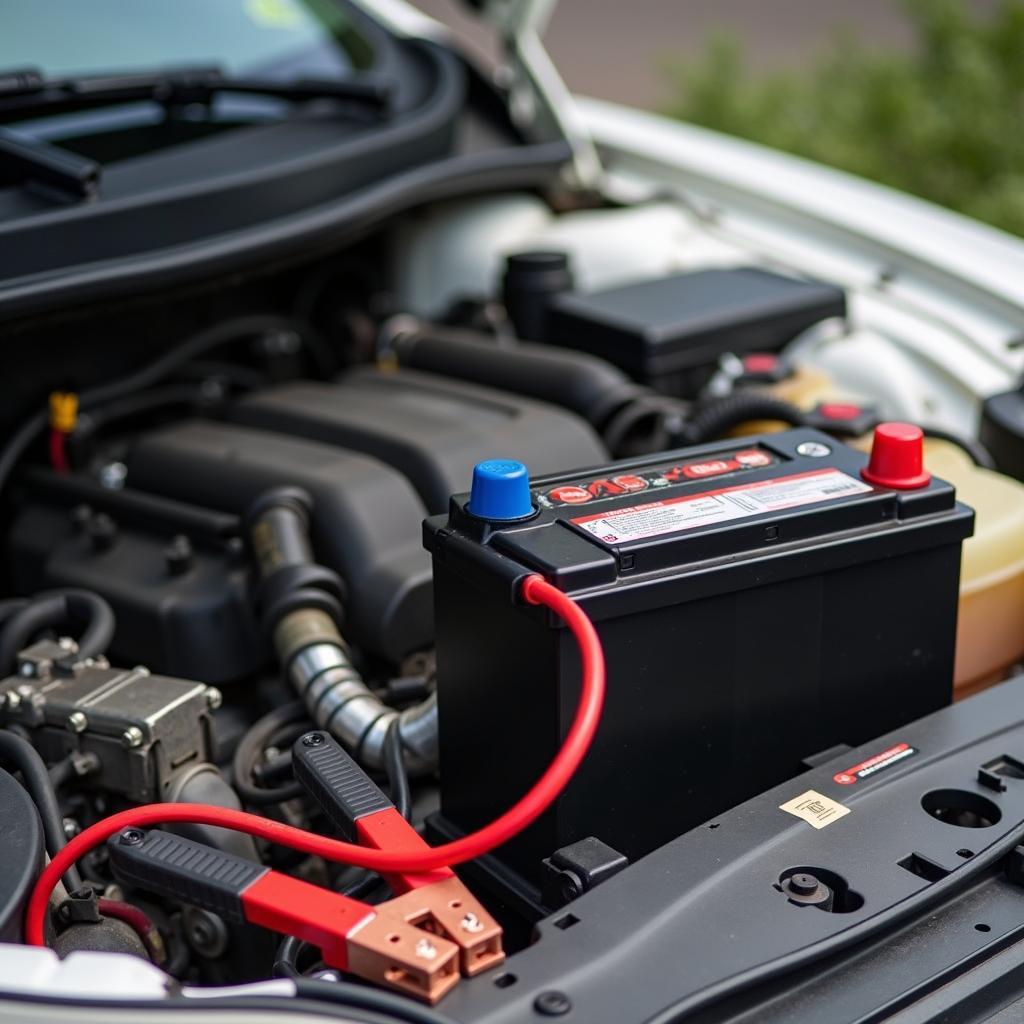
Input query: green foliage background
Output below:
<box><xmin>665</xmin><ymin>0</ymin><xmax>1024</xmax><ymax>235</ymax></box>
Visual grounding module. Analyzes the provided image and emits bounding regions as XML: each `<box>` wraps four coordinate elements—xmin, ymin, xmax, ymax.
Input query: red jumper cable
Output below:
<box><xmin>24</xmin><ymin>576</ymin><xmax>604</xmax><ymax>981</ymax></box>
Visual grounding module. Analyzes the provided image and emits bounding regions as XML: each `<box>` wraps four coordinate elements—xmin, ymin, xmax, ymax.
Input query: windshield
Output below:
<box><xmin>1</xmin><ymin>0</ymin><xmax>375</xmax><ymax>80</ymax></box>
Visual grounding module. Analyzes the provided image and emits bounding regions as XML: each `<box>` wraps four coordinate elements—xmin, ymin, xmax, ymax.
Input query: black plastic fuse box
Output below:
<box><xmin>424</xmin><ymin>429</ymin><xmax>974</xmax><ymax>878</ymax></box>
<box><xmin>544</xmin><ymin>267</ymin><xmax>847</xmax><ymax>395</ymax></box>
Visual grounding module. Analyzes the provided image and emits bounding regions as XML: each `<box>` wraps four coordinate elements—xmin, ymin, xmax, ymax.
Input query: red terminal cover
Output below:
<box><xmin>861</xmin><ymin>422</ymin><xmax>931</xmax><ymax>490</ymax></box>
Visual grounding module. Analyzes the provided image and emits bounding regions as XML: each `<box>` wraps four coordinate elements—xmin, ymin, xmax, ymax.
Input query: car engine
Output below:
<box><xmin>2</xmin><ymin>171</ymin><xmax>1024</xmax><ymax>1018</ymax></box>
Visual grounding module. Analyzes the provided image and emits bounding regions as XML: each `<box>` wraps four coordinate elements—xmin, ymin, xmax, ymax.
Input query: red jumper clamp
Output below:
<box><xmin>292</xmin><ymin>730</ymin><xmax>505</xmax><ymax>978</ymax></box>
<box><xmin>106</xmin><ymin>827</ymin><xmax>461</xmax><ymax>1003</ymax></box>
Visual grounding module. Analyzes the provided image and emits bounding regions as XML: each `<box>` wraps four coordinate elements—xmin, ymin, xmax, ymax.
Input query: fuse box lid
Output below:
<box><xmin>545</xmin><ymin>268</ymin><xmax>847</xmax><ymax>380</ymax></box>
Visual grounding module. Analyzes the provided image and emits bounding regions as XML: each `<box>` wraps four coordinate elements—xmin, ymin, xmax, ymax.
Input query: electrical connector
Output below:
<box><xmin>48</xmin><ymin>391</ymin><xmax>79</xmax><ymax>434</ymax></box>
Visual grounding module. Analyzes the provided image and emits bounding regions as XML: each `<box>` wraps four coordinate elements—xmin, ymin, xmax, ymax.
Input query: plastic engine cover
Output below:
<box><xmin>228</xmin><ymin>367</ymin><xmax>609</xmax><ymax>514</ymax></box>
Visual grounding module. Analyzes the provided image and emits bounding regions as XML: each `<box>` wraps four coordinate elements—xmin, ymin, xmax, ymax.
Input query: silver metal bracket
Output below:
<box><xmin>479</xmin><ymin>0</ymin><xmax>602</xmax><ymax>189</ymax></box>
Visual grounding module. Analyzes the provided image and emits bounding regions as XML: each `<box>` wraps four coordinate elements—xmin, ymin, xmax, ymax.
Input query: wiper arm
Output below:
<box><xmin>0</xmin><ymin>65</ymin><xmax>393</xmax><ymax>122</ymax></box>
<box><xmin>0</xmin><ymin>125</ymin><xmax>99</xmax><ymax>199</ymax></box>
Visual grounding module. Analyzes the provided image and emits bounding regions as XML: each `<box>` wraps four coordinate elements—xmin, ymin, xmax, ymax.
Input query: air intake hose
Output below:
<box><xmin>678</xmin><ymin>393</ymin><xmax>807</xmax><ymax>446</ymax></box>
<box><xmin>246</xmin><ymin>488</ymin><xmax>436</xmax><ymax>774</ymax></box>
<box><xmin>391</xmin><ymin>323</ymin><xmax>648</xmax><ymax>431</ymax></box>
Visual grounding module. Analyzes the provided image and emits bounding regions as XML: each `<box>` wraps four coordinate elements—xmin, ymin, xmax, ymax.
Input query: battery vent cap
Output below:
<box><xmin>862</xmin><ymin>422</ymin><xmax>931</xmax><ymax>489</ymax></box>
<box><xmin>468</xmin><ymin>459</ymin><xmax>534</xmax><ymax>521</ymax></box>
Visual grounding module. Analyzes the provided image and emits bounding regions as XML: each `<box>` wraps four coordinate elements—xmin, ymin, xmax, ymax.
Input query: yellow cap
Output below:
<box><xmin>48</xmin><ymin>391</ymin><xmax>79</xmax><ymax>434</ymax></box>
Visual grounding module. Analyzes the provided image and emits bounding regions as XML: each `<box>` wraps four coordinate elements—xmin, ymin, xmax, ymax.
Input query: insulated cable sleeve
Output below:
<box><xmin>679</xmin><ymin>392</ymin><xmax>807</xmax><ymax>445</ymax></box>
<box><xmin>24</xmin><ymin>576</ymin><xmax>604</xmax><ymax>947</ymax></box>
<box><xmin>0</xmin><ymin>314</ymin><xmax>330</xmax><ymax>498</ymax></box>
<box><xmin>0</xmin><ymin>730</ymin><xmax>83</xmax><ymax>893</ymax></box>
<box><xmin>384</xmin><ymin>718</ymin><xmax>413</xmax><ymax>821</ymax></box>
<box><xmin>0</xmin><ymin>588</ymin><xmax>115</xmax><ymax>675</ymax></box>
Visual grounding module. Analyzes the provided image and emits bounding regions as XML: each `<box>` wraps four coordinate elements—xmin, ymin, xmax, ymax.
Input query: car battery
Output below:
<box><xmin>423</xmin><ymin>425</ymin><xmax>974</xmax><ymax>879</ymax></box>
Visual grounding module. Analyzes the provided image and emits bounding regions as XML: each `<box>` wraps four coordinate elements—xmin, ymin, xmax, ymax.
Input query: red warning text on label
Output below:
<box><xmin>833</xmin><ymin>742</ymin><xmax>917</xmax><ymax>785</ymax></box>
<box><xmin>570</xmin><ymin>468</ymin><xmax>871</xmax><ymax>544</ymax></box>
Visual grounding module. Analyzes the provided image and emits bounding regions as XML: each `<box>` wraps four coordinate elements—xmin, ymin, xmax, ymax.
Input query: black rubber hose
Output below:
<box><xmin>0</xmin><ymin>730</ymin><xmax>82</xmax><ymax>893</ymax></box>
<box><xmin>921</xmin><ymin>425</ymin><xmax>997</xmax><ymax>470</ymax></box>
<box><xmin>679</xmin><ymin>393</ymin><xmax>807</xmax><ymax>446</ymax></box>
<box><xmin>0</xmin><ymin>589</ymin><xmax>115</xmax><ymax>676</ymax></box>
<box><xmin>232</xmin><ymin>701</ymin><xmax>311</xmax><ymax>806</ymax></box>
<box><xmin>340</xmin><ymin>871</ymin><xmax>385</xmax><ymax>901</ymax></box>
<box><xmin>273</xmin><ymin>933</ymin><xmax>304</xmax><ymax>979</ymax></box>
<box><xmin>393</xmin><ymin>324</ymin><xmax>648</xmax><ymax>429</ymax></box>
<box><xmin>170</xmin><ymin>765</ymin><xmax>260</xmax><ymax>862</ymax></box>
<box><xmin>383</xmin><ymin>719</ymin><xmax>412</xmax><ymax>822</ymax></box>
<box><xmin>0</xmin><ymin>598</ymin><xmax>28</xmax><ymax>632</ymax></box>
<box><xmin>602</xmin><ymin>394</ymin><xmax>691</xmax><ymax>457</ymax></box>
<box><xmin>0</xmin><ymin>314</ymin><xmax>328</xmax><ymax>498</ymax></box>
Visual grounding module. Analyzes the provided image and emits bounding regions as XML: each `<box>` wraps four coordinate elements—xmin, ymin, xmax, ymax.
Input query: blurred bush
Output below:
<box><xmin>665</xmin><ymin>0</ymin><xmax>1024</xmax><ymax>235</ymax></box>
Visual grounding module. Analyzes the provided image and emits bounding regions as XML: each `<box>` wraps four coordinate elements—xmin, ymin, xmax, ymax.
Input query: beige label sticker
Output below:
<box><xmin>779</xmin><ymin>789</ymin><xmax>851</xmax><ymax>829</ymax></box>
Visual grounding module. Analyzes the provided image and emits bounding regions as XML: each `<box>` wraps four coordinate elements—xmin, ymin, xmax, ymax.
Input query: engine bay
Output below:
<box><xmin>2</xmin><ymin>175</ymin><xmax>1024</xmax><ymax>1022</ymax></box>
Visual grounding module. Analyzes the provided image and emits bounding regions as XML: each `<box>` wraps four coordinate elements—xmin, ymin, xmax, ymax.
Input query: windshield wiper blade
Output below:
<box><xmin>0</xmin><ymin>125</ymin><xmax>100</xmax><ymax>199</ymax></box>
<box><xmin>0</xmin><ymin>66</ymin><xmax>393</xmax><ymax>122</ymax></box>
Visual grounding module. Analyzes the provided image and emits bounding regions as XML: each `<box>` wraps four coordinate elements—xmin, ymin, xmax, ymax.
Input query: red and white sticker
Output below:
<box><xmin>571</xmin><ymin>468</ymin><xmax>871</xmax><ymax>544</ymax></box>
<box><xmin>535</xmin><ymin>447</ymin><xmax>778</xmax><ymax>508</ymax></box>
<box><xmin>833</xmin><ymin>742</ymin><xmax>917</xmax><ymax>785</ymax></box>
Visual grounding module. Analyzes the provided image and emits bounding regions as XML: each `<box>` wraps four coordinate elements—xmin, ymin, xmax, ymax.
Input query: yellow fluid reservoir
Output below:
<box><xmin>921</xmin><ymin>439</ymin><xmax>1024</xmax><ymax>695</ymax></box>
<box><xmin>757</xmin><ymin>368</ymin><xmax>1024</xmax><ymax>694</ymax></box>
<box><xmin>767</xmin><ymin>364</ymin><xmax>842</xmax><ymax>409</ymax></box>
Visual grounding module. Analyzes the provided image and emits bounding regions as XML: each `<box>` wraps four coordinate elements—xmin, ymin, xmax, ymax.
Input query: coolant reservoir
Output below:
<box><xmin>922</xmin><ymin>439</ymin><xmax>1024</xmax><ymax>695</ymax></box>
<box><xmin>757</xmin><ymin>368</ymin><xmax>1024</xmax><ymax>694</ymax></box>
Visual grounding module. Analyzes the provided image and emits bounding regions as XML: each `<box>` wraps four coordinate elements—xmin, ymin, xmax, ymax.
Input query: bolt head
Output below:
<box><xmin>301</xmin><ymin>732</ymin><xmax>326</xmax><ymax>747</ymax></box>
<box><xmin>99</xmin><ymin>462</ymin><xmax>128</xmax><ymax>490</ymax></box>
<box><xmin>4</xmin><ymin>691</ymin><xmax>21</xmax><ymax>710</ymax></box>
<box><xmin>789</xmin><ymin>873</ymin><xmax>819</xmax><ymax>896</ymax></box>
<box><xmin>122</xmin><ymin>725</ymin><xmax>144</xmax><ymax>748</ymax></box>
<box><xmin>120</xmin><ymin>829</ymin><xmax>144</xmax><ymax>846</ymax></box>
<box><xmin>796</xmin><ymin>441</ymin><xmax>832</xmax><ymax>458</ymax></box>
<box><xmin>164</xmin><ymin>534</ymin><xmax>194</xmax><ymax>575</ymax></box>
<box><xmin>67</xmin><ymin>711</ymin><xmax>88</xmax><ymax>734</ymax></box>
<box><xmin>18</xmin><ymin>662</ymin><xmax>35</xmax><ymax>678</ymax></box>
<box><xmin>534</xmin><ymin>991</ymin><xmax>573</xmax><ymax>1016</ymax></box>
<box><xmin>414</xmin><ymin>938</ymin><xmax>438</xmax><ymax>960</ymax></box>
<box><xmin>461</xmin><ymin>912</ymin><xmax>484</xmax><ymax>934</ymax></box>
<box><xmin>205</xmin><ymin>687</ymin><xmax>223</xmax><ymax>711</ymax></box>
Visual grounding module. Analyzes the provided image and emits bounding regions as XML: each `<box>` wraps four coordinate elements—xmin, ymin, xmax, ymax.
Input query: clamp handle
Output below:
<box><xmin>107</xmin><ymin>826</ymin><xmax>460</xmax><ymax>1001</ymax></box>
<box><xmin>291</xmin><ymin>732</ymin><xmax>505</xmax><ymax>978</ymax></box>
<box><xmin>292</xmin><ymin>731</ymin><xmax>392</xmax><ymax>841</ymax></box>
<box><xmin>107</xmin><ymin>828</ymin><xmax>267</xmax><ymax>924</ymax></box>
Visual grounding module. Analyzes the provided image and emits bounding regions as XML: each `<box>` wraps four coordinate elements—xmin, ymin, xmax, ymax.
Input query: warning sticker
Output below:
<box><xmin>779</xmin><ymin>790</ymin><xmax>851</xmax><ymax>829</ymax></box>
<box><xmin>535</xmin><ymin>447</ymin><xmax>777</xmax><ymax>509</ymax></box>
<box><xmin>833</xmin><ymin>742</ymin><xmax>917</xmax><ymax>785</ymax></box>
<box><xmin>570</xmin><ymin>468</ymin><xmax>871</xmax><ymax>544</ymax></box>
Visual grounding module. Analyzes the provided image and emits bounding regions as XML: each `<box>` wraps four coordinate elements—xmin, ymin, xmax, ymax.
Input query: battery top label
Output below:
<box><xmin>570</xmin><ymin>468</ymin><xmax>871</xmax><ymax>545</ymax></box>
<box><xmin>535</xmin><ymin>447</ymin><xmax>777</xmax><ymax>509</ymax></box>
